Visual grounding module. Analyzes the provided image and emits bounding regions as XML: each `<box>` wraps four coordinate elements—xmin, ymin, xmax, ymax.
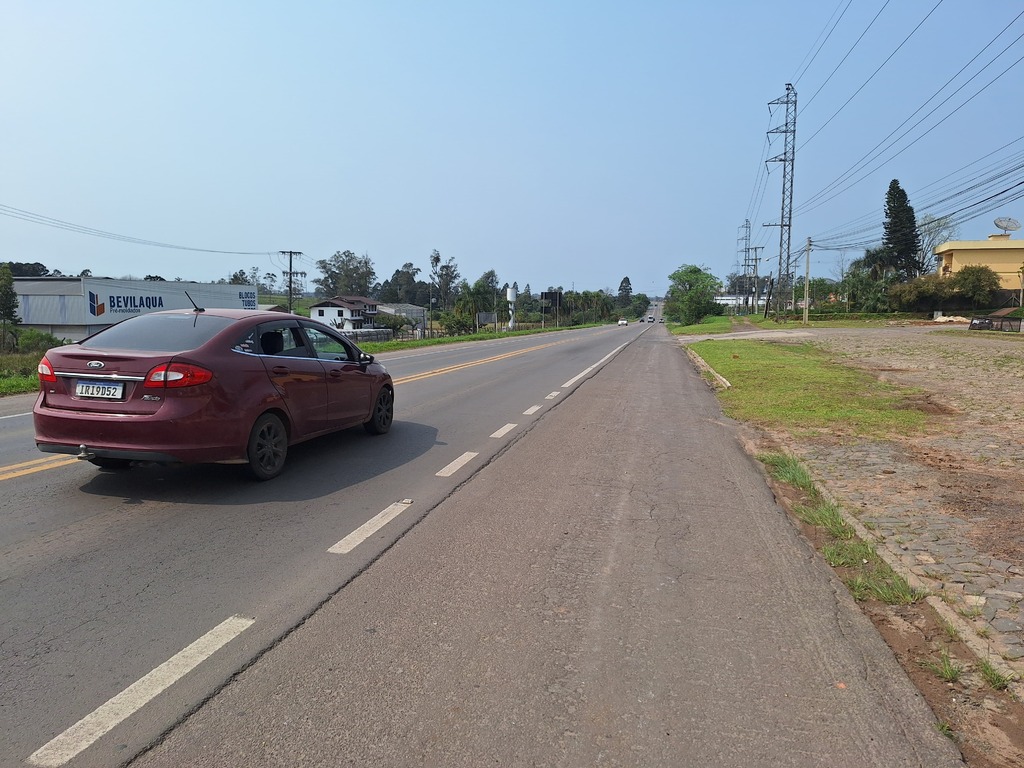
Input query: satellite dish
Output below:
<box><xmin>994</xmin><ymin>216</ymin><xmax>1021</xmax><ymax>233</ymax></box>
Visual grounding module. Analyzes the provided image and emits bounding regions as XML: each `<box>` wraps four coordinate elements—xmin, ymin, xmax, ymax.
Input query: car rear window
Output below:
<box><xmin>80</xmin><ymin>313</ymin><xmax>238</xmax><ymax>352</ymax></box>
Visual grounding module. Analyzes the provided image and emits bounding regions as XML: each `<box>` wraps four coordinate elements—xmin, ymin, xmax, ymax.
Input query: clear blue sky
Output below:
<box><xmin>3</xmin><ymin>1</ymin><xmax>1022</xmax><ymax>297</ymax></box>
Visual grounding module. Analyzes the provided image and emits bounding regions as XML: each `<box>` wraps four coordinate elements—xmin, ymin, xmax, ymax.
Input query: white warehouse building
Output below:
<box><xmin>13</xmin><ymin>277</ymin><xmax>257</xmax><ymax>341</ymax></box>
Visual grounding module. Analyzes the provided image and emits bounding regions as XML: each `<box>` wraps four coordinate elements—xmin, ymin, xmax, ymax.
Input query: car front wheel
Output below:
<box><xmin>247</xmin><ymin>413</ymin><xmax>288</xmax><ymax>480</ymax></box>
<box><xmin>364</xmin><ymin>387</ymin><xmax>394</xmax><ymax>435</ymax></box>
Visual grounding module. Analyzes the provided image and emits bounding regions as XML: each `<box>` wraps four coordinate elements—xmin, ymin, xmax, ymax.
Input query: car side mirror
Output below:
<box><xmin>359</xmin><ymin>352</ymin><xmax>374</xmax><ymax>365</ymax></box>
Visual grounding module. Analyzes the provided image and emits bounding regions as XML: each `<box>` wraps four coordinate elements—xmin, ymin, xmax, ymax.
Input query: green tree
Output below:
<box><xmin>7</xmin><ymin>262</ymin><xmax>49</xmax><ymax>277</ymax></box>
<box><xmin>0</xmin><ymin>263</ymin><xmax>20</xmax><ymax>352</ymax></box>
<box><xmin>629</xmin><ymin>292</ymin><xmax>651</xmax><ymax>319</ymax></box>
<box><xmin>314</xmin><ymin>251</ymin><xmax>376</xmax><ymax>297</ymax></box>
<box><xmin>429</xmin><ymin>250</ymin><xmax>461</xmax><ymax>312</ymax></box>
<box><xmin>805</xmin><ymin>277</ymin><xmax>838</xmax><ymax>308</ymax></box>
<box><xmin>841</xmin><ymin>265</ymin><xmax>892</xmax><ymax>312</ymax></box>
<box><xmin>881</xmin><ymin>179</ymin><xmax>923</xmax><ymax>279</ymax></box>
<box><xmin>664</xmin><ymin>265</ymin><xmax>722</xmax><ymax>325</ymax></box>
<box><xmin>227</xmin><ymin>270</ymin><xmax>249</xmax><ymax>285</ymax></box>
<box><xmin>377</xmin><ymin>262</ymin><xmax>422</xmax><ymax>304</ymax></box>
<box><xmin>852</xmin><ymin>246</ymin><xmax>896</xmax><ymax>281</ymax></box>
<box><xmin>616</xmin><ymin>277</ymin><xmax>633</xmax><ymax>308</ymax></box>
<box><xmin>144</xmin><ymin>274</ymin><xmax>166</xmax><ymax>281</ymax></box>
<box><xmin>516</xmin><ymin>283</ymin><xmax>539</xmax><ymax>318</ymax></box>
<box><xmin>951</xmin><ymin>265</ymin><xmax>1001</xmax><ymax>308</ymax></box>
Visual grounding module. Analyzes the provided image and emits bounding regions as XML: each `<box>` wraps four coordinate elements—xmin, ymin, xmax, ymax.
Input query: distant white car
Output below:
<box><xmin>647</xmin><ymin>315</ymin><xmax>655</xmax><ymax>323</ymax></box>
<box><xmin>618</xmin><ymin>318</ymin><xmax>628</xmax><ymax>326</ymax></box>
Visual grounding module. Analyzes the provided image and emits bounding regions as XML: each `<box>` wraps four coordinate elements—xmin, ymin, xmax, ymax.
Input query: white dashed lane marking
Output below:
<box><xmin>328</xmin><ymin>500</ymin><xmax>414</xmax><ymax>554</ymax></box>
<box><xmin>436</xmin><ymin>452</ymin><xmax>478</xmax><ymax>478</ymax></box>
<box><xmin>29</xmin><ymin>616</ymin><xmax>255</xmax><ymax>767</ymax></box>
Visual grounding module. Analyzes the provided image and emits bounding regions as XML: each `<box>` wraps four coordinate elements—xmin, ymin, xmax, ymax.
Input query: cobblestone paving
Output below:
<box><xmin>715</xmin><ymin>324</ymin><xmax>1024</xmax><ymax>668</ymax></box>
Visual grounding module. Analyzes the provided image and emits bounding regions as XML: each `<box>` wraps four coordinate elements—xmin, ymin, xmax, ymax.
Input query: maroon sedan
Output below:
<box><xmin>34</xmin><ymin>309</ymin><xmax>394</xmax><ymax>480</ymax></box>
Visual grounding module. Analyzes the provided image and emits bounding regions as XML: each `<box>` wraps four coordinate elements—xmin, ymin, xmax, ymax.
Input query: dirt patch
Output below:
<box><xmin>867</xmin><ymin>602</ymin><xmax>1024</xmax><ymax>768</ymax></box>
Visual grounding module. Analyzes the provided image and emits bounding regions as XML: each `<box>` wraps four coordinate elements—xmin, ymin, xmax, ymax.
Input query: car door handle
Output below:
<box><xmin>328</xmin><ymin>369</ymin><xmax>344</xmax><ymax>378</ymax></box>
<box><xmin>271</xmin><ymin>366</ymin><xmax>290</xmax><ymax>375</ymax></box>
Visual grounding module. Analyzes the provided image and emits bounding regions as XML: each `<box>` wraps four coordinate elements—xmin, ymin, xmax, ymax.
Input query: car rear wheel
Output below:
<box><xmin>363</xmin><ymin>387</ymin><xmax>394</xmax><ymax>435</ymax></box>
<box><xmin>247</xmin><ymin>413</ymin><xmax>288</xmax><ymax>480</ymax></box>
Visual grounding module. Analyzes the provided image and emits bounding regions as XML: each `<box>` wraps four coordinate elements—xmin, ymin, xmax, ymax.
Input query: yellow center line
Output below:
<box><xmin>392</xmin><ymin>338</ymin><xmax>568</xmax><ymax>385</ymax></box>
<box><xmin>0</xmin><ymin>455</ymin><xmax>80</xmax><ymax>481</ymax></box>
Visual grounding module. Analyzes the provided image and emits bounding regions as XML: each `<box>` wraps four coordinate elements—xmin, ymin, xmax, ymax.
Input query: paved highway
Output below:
<box><xmin>0</xmin><ymin>323</ymin><xmax>649</xmax><ymax>767</ymax></box>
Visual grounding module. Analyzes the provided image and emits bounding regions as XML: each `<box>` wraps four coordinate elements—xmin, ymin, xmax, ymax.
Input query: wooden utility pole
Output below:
<box><xmin>802</xmin><ymin>238</ymin><xmax>812</xmax><ymax>326</ymax></box>
<box><xmin>279</xmin><ymin>251</ymin><xmax>303</xmax><ymax>313</ymax></box>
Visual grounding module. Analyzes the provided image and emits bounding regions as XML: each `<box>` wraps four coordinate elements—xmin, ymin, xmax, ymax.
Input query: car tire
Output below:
<box><xmin>90</xmin><ymin>457</ymin><xmax>131</xmax><ymax>470</ymax></box>
<box><xmin>247</xmin><ymin>413</ymin><xmax>288</xmax><ymax>481</ymax></box>
<box><xmin>363</xmin><ymin>387</ymin><xmax>394</xmax><ymax>435</ymax></box>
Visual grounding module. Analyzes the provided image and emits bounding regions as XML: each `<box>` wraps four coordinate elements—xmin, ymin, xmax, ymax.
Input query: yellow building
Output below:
<box><xmin>935</xmin><ymin>233</ymin><xmax>1024</xmax><ymax>290</ymax></box>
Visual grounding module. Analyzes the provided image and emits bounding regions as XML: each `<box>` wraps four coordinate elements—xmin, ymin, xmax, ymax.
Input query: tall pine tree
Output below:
<box><xmin>881</xmin><ymin>179</ymin><xmax>924</xmax><ymax>280</ymax></box>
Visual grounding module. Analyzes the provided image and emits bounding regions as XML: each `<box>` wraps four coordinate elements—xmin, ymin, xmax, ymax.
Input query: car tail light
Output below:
<box><xmin>145</xmin><ymin>363</ymin><xmax>214</xmax><ymax>388</ymax></box>
<box><xmin>38</xmin><ymin>356</ymin><xmax>57</xmax><ymax>383</ymax></box>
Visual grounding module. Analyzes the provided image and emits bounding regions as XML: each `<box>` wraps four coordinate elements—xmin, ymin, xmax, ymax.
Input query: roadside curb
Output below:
<box><xmin>683</xmin><ymin>346</ymin><xmax>730</xmax><ymax>389</ymax></box>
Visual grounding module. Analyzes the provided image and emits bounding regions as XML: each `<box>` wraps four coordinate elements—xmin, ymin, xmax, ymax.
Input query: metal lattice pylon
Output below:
<box><xmin>766</xmin><ymin>84</ymin><xmax>796</xmax><ymax>318</ymax></box>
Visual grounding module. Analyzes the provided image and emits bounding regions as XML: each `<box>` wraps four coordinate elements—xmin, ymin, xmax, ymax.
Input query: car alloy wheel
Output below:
<box><xmin>364</xmin><ymin>387</ymin><xmax>394</xmax><ymax>435</ymax></box>
<box><xmin>247</xmin><ymin>412</ymin><xmax>288</xmax><ymax>480</ymax></box>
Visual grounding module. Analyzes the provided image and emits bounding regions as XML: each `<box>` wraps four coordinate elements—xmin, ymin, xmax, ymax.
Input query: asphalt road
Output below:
<box><xmin>1</xmin><ymin>324</ymin><xmax>649</xmax><ymax>767</ymax></box>
<box><xmin>125</xmin><ymin>326</ymin><xmax>960</xmax><ymax>767</ymax></box>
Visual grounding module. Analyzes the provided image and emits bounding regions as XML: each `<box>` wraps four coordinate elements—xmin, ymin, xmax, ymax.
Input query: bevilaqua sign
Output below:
<box><xmin>82</xmin><ymin>279</ymin><xmax>253</xmax><ymax>319</ymax></box>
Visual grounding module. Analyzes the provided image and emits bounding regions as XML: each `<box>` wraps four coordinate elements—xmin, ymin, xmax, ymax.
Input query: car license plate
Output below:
<box><xmin>75</xmin><ymin>380</ymin><xmax>124</xmax><ymax>399</ymax></box>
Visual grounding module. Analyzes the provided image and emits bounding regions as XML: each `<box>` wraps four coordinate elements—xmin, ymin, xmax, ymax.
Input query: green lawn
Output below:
<box><xmin>689</xmin><ymin>339</ymin><xmax>926</xmax><ymax>437</ymax></box>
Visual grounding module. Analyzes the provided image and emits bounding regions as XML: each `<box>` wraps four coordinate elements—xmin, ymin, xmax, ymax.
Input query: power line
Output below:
<box><xmin>790</xmin><ymin>0</ymin><xmax>853</xmax><ymax>86</ymax></box>
<box><xmin>0</xmin><ymin>202</ymin><xmax>273</xmax><ymax>256</ymax></box>
<box><xmin>809</xmin><ymin>136</ymin><xmax>1024</xmax><ymax>243</ymax></box>
<box><xmin>797</xmin><ymin>17</ymin><xmax>1024</xmax><ymax>214</ymax></box>
<box><xmin>801</xmin><ymin>0</ymin><xmax>946</xmax><ymax>148</ymax></box>
<box><xmin>801</xmin><ymin>0</ymin><xmax>895</xmax><ymax>114</ymax></box>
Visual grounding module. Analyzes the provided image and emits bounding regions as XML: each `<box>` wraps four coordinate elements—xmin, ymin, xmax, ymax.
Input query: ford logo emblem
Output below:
<box><xmin>86</xmin><ymin>361</ymin><xmax>105</xmax><ymax>369</ymax></box>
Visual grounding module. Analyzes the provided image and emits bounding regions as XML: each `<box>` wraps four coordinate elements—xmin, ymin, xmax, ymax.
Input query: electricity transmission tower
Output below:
<box><xmin>766</xmin><ymin>83</ymin><xmax>796</xmax><ymax>319</ymax></box>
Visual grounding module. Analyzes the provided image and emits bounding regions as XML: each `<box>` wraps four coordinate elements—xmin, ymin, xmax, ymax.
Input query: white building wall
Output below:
<box><xmin>14</xmin><ymin>278</ymin><xmax>255</xmax><ymax>340</ymax></box>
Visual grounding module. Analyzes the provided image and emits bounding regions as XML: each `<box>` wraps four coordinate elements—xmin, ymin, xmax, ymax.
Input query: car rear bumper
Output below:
<box><xmin>36</xmin><ymin>442</ymin><xmax>183</xmax><ymax>464</ymax></box>
<box><xmin>33</xmin><ymin>403</ymin><xmax>250</xmax><ymax>465</ymax></box>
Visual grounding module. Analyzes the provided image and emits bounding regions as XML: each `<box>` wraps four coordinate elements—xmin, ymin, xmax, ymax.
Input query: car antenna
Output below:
<box><xmin>184</xmin><ymin>290</ymin><xmax>205</xmax><ymax>313</ymax></box>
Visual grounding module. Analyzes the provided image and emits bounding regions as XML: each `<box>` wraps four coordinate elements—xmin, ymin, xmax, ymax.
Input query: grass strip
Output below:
<box><xmin>668</xmin><ymin>315</ymin><xmax>733</xmax><ymax>335</ymax></box>
<box><xmin>691</xmin><ymin>339</ymin><xmax>926</xmax><ymax>436</ymax></box>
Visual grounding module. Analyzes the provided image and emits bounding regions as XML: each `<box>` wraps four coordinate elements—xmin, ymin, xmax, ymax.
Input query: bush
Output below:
<box><xmin>16</xmin><ymin>328</ymin><xmax>64</xmax><ymax>354</ymax></box>
<box><xmin>439</xmin><ymin>311</ymin><xmax>474</xmax><ymax>335</ymax></box>
<box><xmin>888</xmin><ymin>274</ymin><xmax>953</xmax><ymax>312</ymax></box>
<box><xmin>951</xmin><ymin>265</ymin><xmax>1001</xmax><ymax>308</ymax></box>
